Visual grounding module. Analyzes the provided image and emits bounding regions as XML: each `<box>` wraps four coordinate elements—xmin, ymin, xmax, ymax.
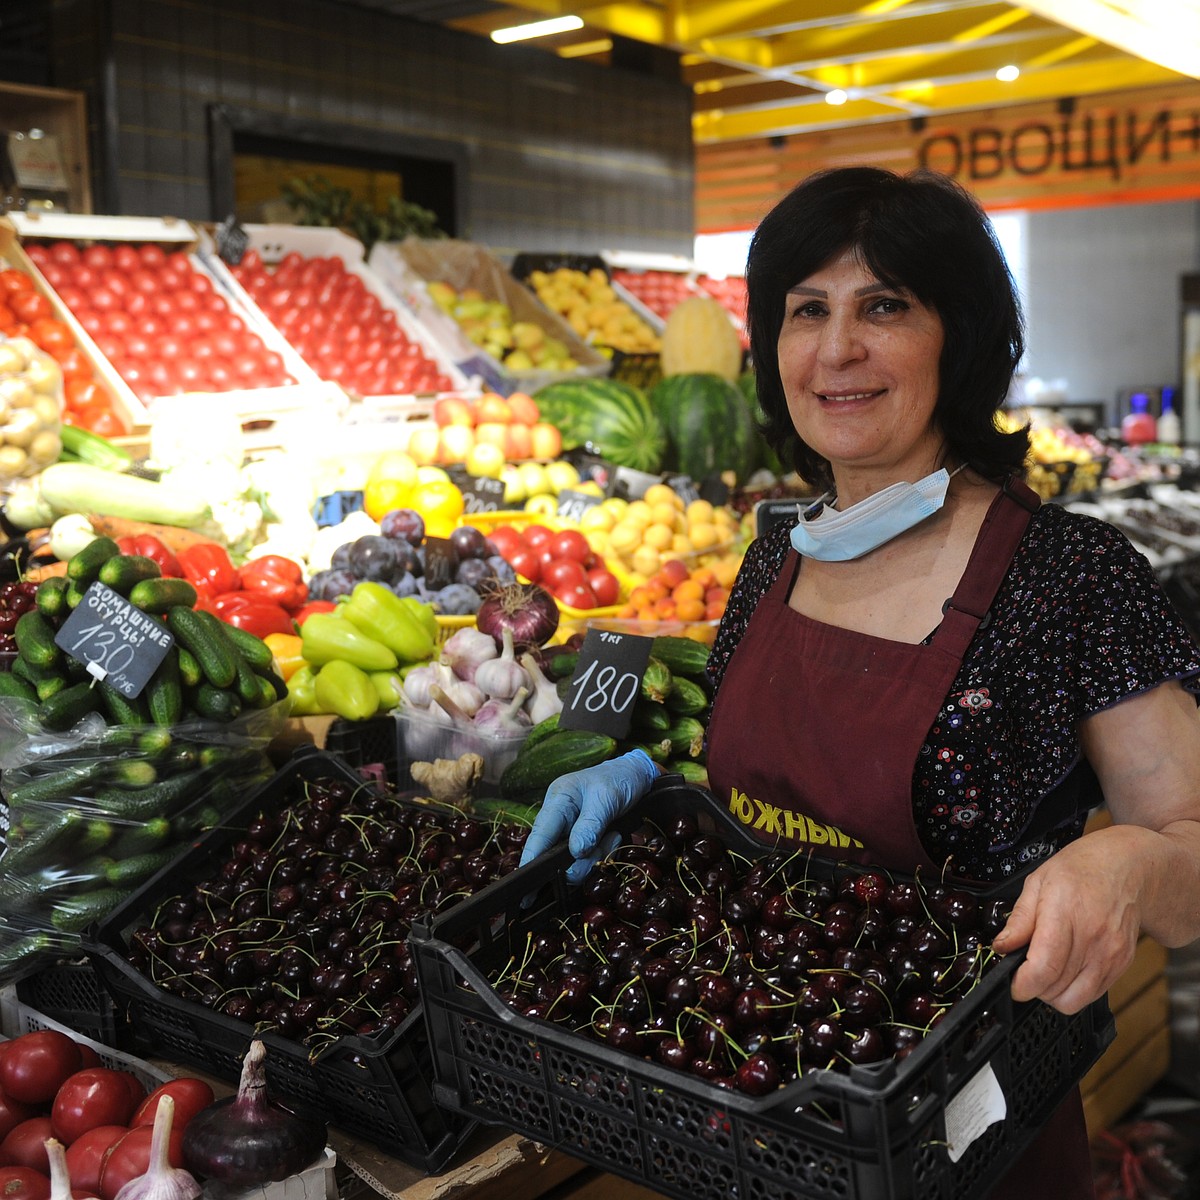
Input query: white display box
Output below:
<box><xmin>3</xmin><ymin>211</ymin><xmax>331</xmax><ymax>425</ymax></box>
<box><xmin>198</xmin><ymin>224</ymin><xmax>476</xmax><ymax>403</ymax></box>
<box><xmin>202</xmin><ymin>1148</ymin><xmax>338</xmax><ymax>1200</ymax></box>
<box><xmin>368</xmin><ymin>237</ymin><xmax>610</xmax><ymax>397</ymax></box>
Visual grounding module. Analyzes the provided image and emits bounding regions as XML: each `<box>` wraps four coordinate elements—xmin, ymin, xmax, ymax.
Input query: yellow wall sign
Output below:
<box><xmin>695</xmin><ymin>82</ymin><xmax>1200</xmax><ymax>232</ymax></box>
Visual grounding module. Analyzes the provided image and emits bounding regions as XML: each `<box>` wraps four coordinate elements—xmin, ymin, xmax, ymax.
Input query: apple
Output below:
<box><xmin>474</xmin><ymin>421</ymin><xmax>509</xmax><ymax>450</ymax></box>
<box><xmin>406</xmin><ymin>425</ymin><xmax>441</xmax><ymax>466</ymax></box>
<box><xmin>433</xmin><ymin>395</ymin><xmax>475</xmax><ymax>427</ymax></box>
<box><xmin>466</xmin><ymin>441</ymin><xmax>506</xmax><ymax>479</ymax></box>
<box><xmin>530</xmin><ymin>422</ymin><xmax>562</xmax><ymax>460</ymax></box>
<box><xmin>438</xmin><ymin>423</ymin><xmax>475</xmax><ymax>463</ymax></box>
<box><xmin>504</xmin><ymin>423</ymin><xmax>533</xmax><ymax>460</ymax></box>
<box><xmin>507</xmin><ymin>392</ymin><xmax>540</xmax><ymax>425</ymax></box>
<box><xmin>476</xmin><ymin>392</ymin><xmax>513</xmax><ymax>424</ymax></box>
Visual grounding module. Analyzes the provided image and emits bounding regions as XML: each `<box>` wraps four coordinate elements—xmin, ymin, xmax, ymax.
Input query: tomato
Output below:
<box><xmin>49</xmin><ymin>242</ymin><xmax>80</xmax><ymax>266</ymax></box>
<box><xmin>0</xmin><ymin>1165</ymin><xmax>51</xmax><ymax>1200</ymax></box>
<box><xmin>0</xmin><ymin>272</ymin><xmax>31</xmax><ymax>295</ymax></box>
<box><xmin>0</xmin><ymin>1094</ymin><xmax>33</xmax><ymax>1145</ymax></box>
<box><xmin>50</xmin><ymin>1069</ymin><xmax>141</xmax><ymax>1144</ymax></box>
<box><xmin>0</xmin><ymin>1119</ymin><xmax>54</xmax><ymax>1173</ymax></box>
<box><xmin>98</xmin><ymin>1125</ymin><xmax>185</xmax><ymax>1200</ymax></box>
<box><xmin>63</xmin><ymin>1127</ymin><xmax>125</xmax><ymax>1194</ymax></box>
<box><xmin>523</xmin><ymin>524</ymin><xmax>554</xmax><ymax>551</ymax></box>
<box><xmin>81</xmin><ymin>246</ymin><xmax>113</xmax><ymax>272</ymax></box>
<box><xmin>8</xmin><ymin>293</ymin><xmax>51</xmax><ymax>324</ymax></box>
<box><xmin>508</xmin><ymin>546</ymin><xmax>541</xmax><ymax>583</ymax></box>
<box><xmin>53</xmin><ymin>287</ymin><xmax>89</xmax><ymax>314</ymax></box>
<box><xmin>0</xmin><ymin>1033</ymin><xmax>82</xmax><ymax>1106</ymax></box>
<box><xmin>137</xmin><ymin>244</ymin><xmax>166</xmax><ymax>269</ymax></box>
<box><xmin>587</xmin><ymin>567</ymin><xmax>621</xmax><ymax>607</ymax></box>
<box><xmin>485</xmin><ymin>525</ymin><xmax>525</xmax><ymax>560</ymax></box>
<box><xmin>82</xmin><ymin>411</ymin><xmax>127</xmax><ymax>437</ymax></box>
<box><xmin>87</xmin><ymin>288</ymin><xmax>119</xmax><ymax>314</ymax></box>
<box><xmin>27</xmin><ymin>319</ymin><xmax>74</xmax><ymax>357</ymax></box>
<box><xmin>553</xmin><ymin>580</ymin><xmax>598</xmax><ymax>610</ymax></box>
<box><xmin>542</xmin><ymin>558</ymin><xmax>588</xmax><ymax>591</ymax></box>
<box><xmin>549</xmin><ymin>529</ymin><xmax>591</xmax><ymax>564</ymax></box>
<box><xmin>130</xmin><ymin>1079</ymin><xmax>213</xmax><ymax>1133</ymax></box>
<box><xmin>110</xmin><ymin>246</ymin><xmax>140</xmax><ymax>273</ymax></box>
<box><xmin>65</xmin><ymin>380</ymin><xmax>103</xmax><ymax>411</ymax></box>
<box><xmin>74</xmin><ymin>1046</ymin><xmax>102</xmax><ymax>1071</ymax></box>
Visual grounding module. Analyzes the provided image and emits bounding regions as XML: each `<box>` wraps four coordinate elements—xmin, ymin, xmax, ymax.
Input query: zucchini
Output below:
<box><xmin>59</xmin><ymin>425</ymin><xmax>134</xmax><ymax>471</ymax></box>
<box><xmin>66</xmin><ymin>535</ymin><xmax>120</xmax><ymax>587</ymax></box>
<box><xmin>499</xmin><ymin>729</ymin><xmax>617</xmax><ymax>799</ymax></box>
<box><xmin>98</xmin><ymin>554</ymin><xmax>161</xmax><ymax>594</ymax></box>
<box><xmin>38</xmin><ymin>681</ymin><xmax>101</xmax><ymax>732</ymax></box>
<box><xmin>167</xmin><ymin>607</ymin><xmax>236</xmax><ymax>689</ymax></box>
<box><xmin>129</xmin><ymin>578</ymin><xmax>198</xmax><ymax>613</ymax></box>
<box><xmin>40</xmin><ymin>464</ymin><xmax>208</xmax><ymax>529</ymax></box>
<box><xmin>35</xmin><ymin>576</ymin><xmax>71</xmax><ymax>624</ymax></box>
<box><xmin>650</xmin><ymin>636</ymin><xmax>711</xmax><ymax>681</ymax></box>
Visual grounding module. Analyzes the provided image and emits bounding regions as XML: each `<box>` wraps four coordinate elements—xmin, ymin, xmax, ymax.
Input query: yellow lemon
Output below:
<box><xmin>631</xmin><ymin>545</ymin><xmax>661</xmax><ymax>577</ymax></box>
<box><xmin>608</xmin><ymin>522</ymin><xmax>644</xmax><ymax>557</ymax></box>
<box><xmin>411</xmin><ymin>480</ymin><xmax>464</xmax><ymax>538</ymax></box>
<box><xmin>580</xmin><ymin>505</ymin><xmax>616</xmax><ymax>533</ymax></box>
<box><xmin>686</xmin><ymin>498</ymin><xmax>716</xmax><ymax>524</ymax></box>
<box><xmin>672</xmin><ymin>533</ymin><xmax>694</xmax><ymax>555</ymax></box>
<box><xmin>416</xmin><ymin>465</ymin><xmax>450</xmax><ymax>486</ymax></box>
<box><xmin>643</xmin><ymin>522</ymin><xmax>675</xmax><ymax>552</ymax></box>
<box><xmin>624</xmin><ymin>500</ymin><xmax>654</xmax><ymax>529</ymax></box>
<box><xmin>688</xmin><ymin>522</ymin><xmax>721</xmax><ymax>551</ymax></box>
<box><xmin>601</xmin><ymin>496</ymin><xmax>629</xmax><ymax>518</ymax></box>
<box><xmin>643</xmin><ymin>482</ymin><xmax>683</xmax><ymax>510</ymax></box>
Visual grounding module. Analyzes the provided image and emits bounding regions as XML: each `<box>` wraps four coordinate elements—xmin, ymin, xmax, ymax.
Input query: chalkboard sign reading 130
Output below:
<box><xmin>558</xmin><ymin>628</ymin><xmax>654</xmax><ymax>739</ymax></box>
<box><xmin>54</xmin><ymin>583</ymin><xmax>175</xmax><ymax>698</ymax></box>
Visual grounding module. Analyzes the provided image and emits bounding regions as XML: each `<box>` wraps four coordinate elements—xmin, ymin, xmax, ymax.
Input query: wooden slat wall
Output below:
<box><xmin>696</xmin><ymin>81</ymin><xmax>1200</xmax><ymax>232</ymax></box>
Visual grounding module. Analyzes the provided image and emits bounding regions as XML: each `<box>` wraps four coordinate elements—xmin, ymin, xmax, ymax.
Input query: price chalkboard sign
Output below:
<box><xmin>755</xmin><ymin>497</ymin><xmax>808</xmax><ymax>538</ymax></box>
<box><xmin>610</xmin><ymin>465</ymin><xmax>661</xmax><ymax>501</ymax></box>
<box><xmin>558</xmin><ymin>628</ymin><xmax>654</xmax><ymax>739</ymax></box>
<box><xmin>423</xmin><ymin>536</ymin><xmax>459</xmax><ymax>590</ymax></box>
<box><xmin>461</xmin><ymin>474</ymin><xmax>506</xmax><ymax>515</ymax></box>
<box><xmin>214</xmin><ymin>215</ymin><xmax>250</xmax><ymax>266</ymax></box>
<box><xmin>54</xmin><ymin>583</ymin><xmax>175</xmax><ymax>699</ymax></box>
<box><xmin>665</xmin><ymin>474</ymin><xmax>701</xmax><ymax>506</ymax></box>
<box><xmin>556</xmin><ymin>488</ymin><xmax>604</xmax><ymax>524</ymax></box>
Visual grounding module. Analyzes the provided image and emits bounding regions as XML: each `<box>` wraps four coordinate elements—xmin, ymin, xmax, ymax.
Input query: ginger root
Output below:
<box><xmin>410</xmin><ymin>752</ymin><xmax>486</xmax><ymax>805</ymax></box>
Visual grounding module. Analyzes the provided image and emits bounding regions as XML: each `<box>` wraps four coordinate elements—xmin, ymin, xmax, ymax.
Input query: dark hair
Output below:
<box><xmin>745</xmin><ymin>166</ymin><xmax>1029</xmax><ymax>490</ymax></box>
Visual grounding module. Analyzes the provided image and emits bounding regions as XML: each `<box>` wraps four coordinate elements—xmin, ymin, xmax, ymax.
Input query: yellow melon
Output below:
<box><xmin>660</xmin><ymin>295</ymin><xmax>743</xmax><ymax>382</ymax></box>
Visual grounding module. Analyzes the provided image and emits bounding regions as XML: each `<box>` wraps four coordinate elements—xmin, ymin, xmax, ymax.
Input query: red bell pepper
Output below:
<box><xmin>128</xmin><ymin>534</ymin><xmax>182</xmax><ymax>578</ymax></box>
<box><xmin>238</xmin><ymin>555</ymin><xmax>307</xmax><ymax>610</ymax></box>
<box><xmin>210</xmin><ymin>592</ymin><xmax>295</xmax><ymax>638</ymax></box>
<box><xmin>178</xmin><ymin>543</ymin><xmax>238</xmax><ymax>600</ymax></box>
<box><xmin>291</xmin><ymin>599</ymin><xmax>336</xmax><ymax>627</ymax></box>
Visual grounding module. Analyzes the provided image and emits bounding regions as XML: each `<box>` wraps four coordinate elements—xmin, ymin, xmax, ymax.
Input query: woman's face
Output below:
<box><xmin>777</xmin><ymin>247</ymin><xmax>945</xmax><ymax>487</ymax></box>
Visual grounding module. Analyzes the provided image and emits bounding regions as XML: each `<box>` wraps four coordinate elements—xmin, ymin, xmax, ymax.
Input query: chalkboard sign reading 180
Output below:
<box><xmin>558</xmin><ymin>628</ymin><xmax>654</xmax><ymax>739</ymax></box>
<box><xmin>53</xmin><ymin>583</ymin><xmax>175</xmax><ymax>699</ymax></box>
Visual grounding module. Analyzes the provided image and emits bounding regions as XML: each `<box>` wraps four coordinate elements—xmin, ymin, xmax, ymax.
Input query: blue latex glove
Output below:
<box><xmin>519</xmin><ymin>749</ymin><xmax>659</xmax><ymax>884</ymax></box>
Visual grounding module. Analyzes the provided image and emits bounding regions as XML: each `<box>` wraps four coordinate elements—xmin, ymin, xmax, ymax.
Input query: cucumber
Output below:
<box><xmin>650</xmin><ymin>636</ymin><xmax>711</xmax><ymax>681</ymax></box>
<box><xmin>665</xmin><ymin>676</ymin><xmax>708</xmax><ymax>716</ymax></box>
<box><xmin>3</xmin><ymin>808</ymin><xmax>85</xmax><ymax>873</ymax></box>
<box><xmin>35</xmin><ymin>576</ymin><xmax>71</xmax><ymax>624</ymax></box>
<box><xmin>66</xmin><ymin>535</ymin><xmax>120</xmax><ymax>587</ymax></box>
<box><xmin>640</xmin><ymin>657</ymin><xmax>673</xmax><ymax>704</ymax></box>
<box><xmin>627</xmin><ymin>738</ymin><xmax>672</xmax><ymax>764</ymax></box>
<box><xmin>108</xmin><ymin>759</ymin><xmax>158</xmax><ymax>789</ymax></box>
<box><xmin>665</xmin><ymin>716</ymin><xmax>706</xmax><ymax>759</ymax></box>
<box><xmin>145</xmin><ymin>652</ymin><xmax>183</xmax><ymax>727</ymax></box>
<box><xmin>113</xmin><ymin>816</ymin><xmax>173</xmax><ymax>856</ymax></box>
<box><xmin>98</xmin><ymin>681</ymin><xmax>149</xmax><ymax>726</ymax></box>
<box><xmin>631</xmin><ymin>700</ymin><xmax>671</xmax><ymax>734</ymax></box>
<box><xmin>499</xmin><ymin>729</ymin><xmax>618</xmax><ymax>799</ymax></box>
<box><xmin>176</xmin><ymin>647</ymin><xmax>203</xmax><ymax>689</ymax></box>
<box><xmin>98</xmin><ymin>555</ymin><xmax>161</xmax><ymax>594</ymax></box>
<box><xmin>665</xmin><ymin>759</ymin><xmax>710</xmax><ymax>786</ymax></box>
<box><xmin>15</xmin><ymin>610</ymin><xmax>61</xmax><ymax>668</ymax></box>
<box><xmin>5</xmin><ymin>761</ymin><xmax>108</xmax><ymax>809</ymax></box>
<box><xmin>0</xmin><ymin>671</ymin><xmax>37</xmax><ymax>704</ymax></box>
<box><xmin>231</xmin><ymin>649</ymin><xmax>264</xmax><ymax>707</ymax></box>
<box><xmin>34</xmin><ymin>674</ymin><xmax>69</xmax><ymax>703</ymax></box>
<box><xmin>92</xmin><ymin>770</ymin><xmax>210</xmax><ymax>820</ymax></box>
<box><xmin>129</xmin><ymin>578</ymin><xmax>198</xmax><ymax>613</ymax></box>
<box><xmin>221</xmin><ymin>624</ymin><xmax>274</xmax><ymax>672</ymax></box>
<box><xmin>0</xmin><ymin>933</ymin><xmax>54</xmax><ymax>975</ymax></box>
<box><xmin>547</xmin><ymin>651</ymin><xmax>579</xmax><ymax>681</ymax></box>
<box><xmin>524</xmin><ymin>712</ymin><xmax>561</xmax><ymax>750</ymax></box>
<box><xmin>193</xmin><ymin>683</ymin><xmax>241</xmax><ymax>722</ymax></box>
<box><xmin>104</xmin><ymin>848</ymin><xmax>179</xmax><ymax>888</ymax></box>
<box><xmin>50</xmin><ymin>887</ymin><xmax>135</xmax><ymax>933</ymax></box>
<box><xmin>38</xmin><ymin>681</ymin><xmax>101</xmax><ymax>732</ymax></box>
<box><xmin>167</xmin><ymin>607</ymin><xmax>236</xmax><ymax>689</ymax></box>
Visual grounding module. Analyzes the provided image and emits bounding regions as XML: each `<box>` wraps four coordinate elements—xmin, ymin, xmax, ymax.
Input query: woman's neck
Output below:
<box><xmin>829</xmin><ymin>454</ymin><xmax>958</xmax><ymax>510</ymax></box>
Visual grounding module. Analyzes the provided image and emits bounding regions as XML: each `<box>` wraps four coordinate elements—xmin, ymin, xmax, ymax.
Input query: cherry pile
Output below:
<box><xmin>126</xmin><ymin>774</ymin><xmax>529</xmax><ymax>1055</ymax></box>
<box><xmin>0</xmin><ymin>580</ymin><xmax>38</xmax><ymax>655</ymax></box>
<box><xmin>491</xmin><ymin>815</ymin><xmax>1009</xmax><ymax>1097</ymax></box>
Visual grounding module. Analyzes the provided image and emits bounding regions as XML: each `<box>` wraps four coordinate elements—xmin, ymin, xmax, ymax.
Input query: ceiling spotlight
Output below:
<box><xmin>491</xmin><ymin>15</ymin><xmax>584</xmax><ymax>44</ymax></box>
<box><xmin>996</xmin><ymin>64</ymin><xmax>1020</xmax><ymax>81</ymax></box>
<box><xmin>825</xmin><ymin>89</ymin><xmax>849</xmax><ymax>105</ymax></box>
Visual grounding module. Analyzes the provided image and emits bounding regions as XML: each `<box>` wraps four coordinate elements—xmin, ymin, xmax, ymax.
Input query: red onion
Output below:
<box><xmin>476</xmin><ymin>582</ymin><xmax>559</xmax><ymax>653</ymax></box>
<box><xmin>180</xmin><ymin>1041</ymin><xmax>325</xmax><ymax>1187</ymax></box>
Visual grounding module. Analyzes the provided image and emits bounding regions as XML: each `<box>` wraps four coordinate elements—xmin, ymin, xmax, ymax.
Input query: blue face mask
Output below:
<box><xmin>790</xmin><ymin>467</ymin><xmax>955</xmax><ymax>562</ymax></box>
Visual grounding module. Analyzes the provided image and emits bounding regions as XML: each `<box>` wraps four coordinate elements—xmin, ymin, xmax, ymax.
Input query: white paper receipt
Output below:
<box><xmin>944</xmin><ymin>1063</ymin><xmax>1007</xmax><ymax>1163</ymax></box>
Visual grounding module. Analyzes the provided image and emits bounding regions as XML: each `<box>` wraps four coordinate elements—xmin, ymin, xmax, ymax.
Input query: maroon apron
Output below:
<box><xmin>705</xmin><ymin>478</ymin><xmax>1095</xmax><ymax>1200</ymax></box>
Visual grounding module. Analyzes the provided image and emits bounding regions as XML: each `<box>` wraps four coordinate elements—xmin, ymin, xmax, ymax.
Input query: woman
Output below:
<box><xmin>519</xmin><ymin>167</ymin><xmax>1200</xmax><ymax>1197</ymax></box>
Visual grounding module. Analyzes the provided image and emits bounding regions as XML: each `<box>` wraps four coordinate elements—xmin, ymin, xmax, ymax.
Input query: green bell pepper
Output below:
<box><xmin>369</xmin><ymin>670</ymin><xmax>405</xmax><ymax>712</ymax></box>
<box><xmin>342</xmin><ymin>581</ymin><xmax>435</xmax><ymax>663</ymax></box>
<box><xmin>400</xmin><ymin>594</ymin><xmax>439</xmax><ymax>642</ymax></box>
<box><xmin>287</xmin><ymin>665</ymin><xmax>322</xmax><ymax>716</ymax></box>
<box><xmin>301</xmin><ymin>611</ymin><xmax>398</xmax><ymax>671</ymax></box>
<box><xmin>314</xmin><ymin>660</ymin><xmax>378</xmax><ymax>721</ymax></box>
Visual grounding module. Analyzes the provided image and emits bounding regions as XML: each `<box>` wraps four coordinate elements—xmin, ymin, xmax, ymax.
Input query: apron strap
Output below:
<box><xmin>933</xmin><ymin>477</ymin><xmax>1040</xmax><ymax>659</ymax></box>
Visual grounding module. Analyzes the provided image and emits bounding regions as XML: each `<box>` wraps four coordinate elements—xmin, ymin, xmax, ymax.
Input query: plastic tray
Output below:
<box><xmin>83</xmin><ymin>750</ymin><xmax>475</xmax><ymax>1172</ymax></box>
<box><xmin>411</xmin><ymin>779</ymin><xmax>1114</xmax><ymax>1200</ymax></box>
<box><xmin>15</xmin><ymin>957</ymin><xmax>119</xmax><ymax>1046</ymax></box>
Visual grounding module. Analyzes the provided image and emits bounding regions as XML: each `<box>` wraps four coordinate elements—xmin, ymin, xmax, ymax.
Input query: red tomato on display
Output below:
<box><xmin>63</xmin><ymin>1127</ymin><xmax>126</xmax><ymax>1194</ymax></box>
<box><xmin>0</xmin><ymin>1033</ymin><xmax>82</xmax><ymax>1106</ymax></box>
<box><xmin>542</xmin><ymin>558</ymin><xmax>588</xmax><ymax>592</ymax></box>
<box><xmin>51</xmin><ymin>1069</ymin><xmax>142</xmax><ymax>1144</ymax></box>
<box><xmin>0</xmin><ymin>1094</ymin><xmax>34</xmax><ymax>1144</ymax></box>
<box><xmin>586</xmin><ymin>567</ymin><xmax>621</xmax><ymax>607</ymax></box>
<box><xmin>553</xmin><ymin>580</ymin><xmax>598</xmax><ymax>610</ymax></box>
<box><xmin>130</xmin><ymin>1079</ymin><xmax>213</xmax><ymax>1133</ymax></box>
<box><xmin>0</xmin><ymin>1165</ymin><xmax>51</xmax><ymax>1200</ymax></box>
<box><xmin>550</xmin><ymin>529</ymin><xmax>591</xmax><ymax>564</ymax></box>
<box><xmin>98</xmin><ymin>1125</ymin><xmax>184</xmax><ymax>1200</ymax></box>
<box><xmin>0</xmin><ymin>1118</ymin><xmax>54</xmax><ymax>1173</ymax></box>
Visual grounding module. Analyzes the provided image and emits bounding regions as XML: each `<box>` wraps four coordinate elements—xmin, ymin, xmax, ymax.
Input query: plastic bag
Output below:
<box><xmin>1092</xmin><ymin>1118</ymin><xmax>1197</xmax><ymax>1199</ymax></box>
<box><xmin>0</xmin><ymin>696</ymin><xmax>286</xmax><ymax>986</ymax></box>
<box><xmin>0</xmin><ymin>336</ymin><xmax>63</xmax><ymax>484</ymax></box>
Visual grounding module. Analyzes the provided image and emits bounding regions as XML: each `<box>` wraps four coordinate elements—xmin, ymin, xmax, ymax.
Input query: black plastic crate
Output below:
<box><xmin>324</xmin><ymin>715</ymin><xmax>399</xmax><ymax>784</ymax></box>
<box><xmin>83</xmin><ymin>749</ymin><xmax>474</xmax><ymax>1173</ymax></box>
<box><xmin>16</xmin><ymin>958</ymin><xmax>121</xmax><ymax>1047</ymax></box>
<box><xmin>412</xmin><ymin>779</ymin><xmax>1114</xmax><ymax>1200</ymax></box>
<box><xmin>509</xmin><ymin>252</ymin><xmax>609</xmax><ymax>282</ymax></box>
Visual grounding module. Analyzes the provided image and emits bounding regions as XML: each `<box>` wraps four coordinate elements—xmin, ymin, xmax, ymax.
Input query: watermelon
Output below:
<box><xmin>531</xmin><ymin>377</ymin><xmax>666</xmax><ymax>472</ymax></box>
<box><xmin>650</xmin><ymin>372</ymin><xmax>757</xmax><ymax>483</ymax></box>
<box><xmin>737</xmin><ymin>370</ymin><xmax>782</xmax><ymax>476</ymax></box>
